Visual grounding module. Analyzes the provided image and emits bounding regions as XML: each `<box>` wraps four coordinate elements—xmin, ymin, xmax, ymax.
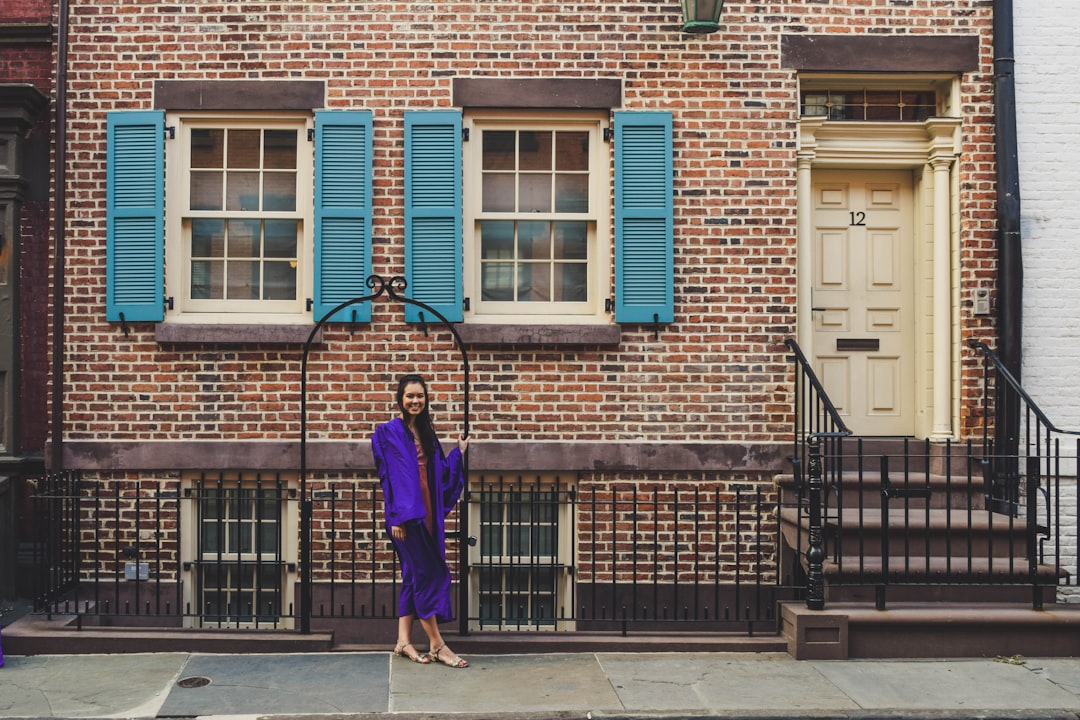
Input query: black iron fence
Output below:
<box><xmin>30</xmin><ymin>339</ymin><xmax>1079</xmax><ymax>633</ymax></box>
<box><xmin>792</xmin><ymin>437</ymin><xmax>1078</xmax><ymax>610</ymax></box>
<box><xmin>29</xmin><ymin>470</ymin><xmax>788</xmax><ymax>635</ymax></box>
<box><xmin>784</xmin><ymin>339</ymin><xmax>1079</xmax><ymax>610</ymax></box>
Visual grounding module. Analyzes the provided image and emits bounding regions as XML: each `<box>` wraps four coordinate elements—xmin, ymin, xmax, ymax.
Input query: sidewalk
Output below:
<box><xmin>1</xmin><ymin>650</ymin><xmax>1079</xmax><ymax>720</ymax></box>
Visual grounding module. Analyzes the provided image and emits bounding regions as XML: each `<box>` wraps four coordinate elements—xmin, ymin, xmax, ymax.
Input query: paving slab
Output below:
<box><xmin>1026</xmin><ymin>657</ymin><xmax>1080</xmax><ymax>699</ymax></box>
<box><xmin>596</xmin><ymin>651</ymin><xmax>859</xmax><ymax>713</ymax></box>
<box><xmin>810</xmin><ymin>658</ymin><xmax>1080</xmax><ymax>711</ymax></box>
<box><xmin>0</xmin><ymin>653</ymin><xmax>186</xmax><ymax>718</ymax></box>
<box><xmin>157</xmin><ymin>653</ymin><xmax>388</xmax><ymax>717</ymax></box>
<box><xmin>389</xmin><ymin>652</ymin><xmax>622</xmax><ymax>715</ymax></box>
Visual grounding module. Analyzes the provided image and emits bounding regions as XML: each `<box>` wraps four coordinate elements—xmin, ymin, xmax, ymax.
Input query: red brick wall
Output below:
<box><xmin>0</xmin><ymin>0</ymin><xmax>49</xmax><ymax>23</ymax></box>
<box><xmin>58</xmin><ymin>1</ymin><xmax>997</xmax><ymax>449</ymax></box>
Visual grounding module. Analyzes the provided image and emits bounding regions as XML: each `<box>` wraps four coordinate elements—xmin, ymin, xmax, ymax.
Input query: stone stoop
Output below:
<box><xmin>781</xmin><ymin>601</ymin><xmax>1080</xmax><ymax>660</ymax></box>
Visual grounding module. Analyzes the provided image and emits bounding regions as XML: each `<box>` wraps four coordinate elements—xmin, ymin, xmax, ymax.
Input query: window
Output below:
<box><xmin>402</xmin><ymin>109</ymin><xmax>674</xmax><ymax>328</ymax></box>
<box><xmin>799</xmin><ymin>77</ymin><xmax>948</xmax><ymax>122</ymax></box>
<box><xmin>106</xmin><ymin>107</ymin><xmax>670</xmax><ymax>329</ymax></box>
<box><xmin>168</xmin><ymin>118</ymin><xmax>311</xmax><ymax>317</ymax></box>
<box><xmin>463</xmin><ymin>116</ymin><xmax>606</xmax><ymax>321</ymax></box>
<box><xmin>467</xmin><ymin>475</ymin><xmax>575</xmax><ymax>630</ymax></box>
<box><xmin>106</xmin><ymin>109</ymin><xmax>373</xmax><ymax>326</ymax></box>
<box><xmin>183</xmin><ymin>472</ymin><xmax>297</xmax><ymax>629</ymax></box>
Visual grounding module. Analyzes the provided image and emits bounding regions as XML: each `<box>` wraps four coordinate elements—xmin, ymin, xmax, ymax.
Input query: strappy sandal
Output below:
<box><xmin>428</xmin><ymin>644</ymin><xmax>468</xmax><ymax>668</ymax></box>
<box><xmin>393</xmin><ymin>642</ymin><xmax>431</xmax><ymax>664</ymax></box>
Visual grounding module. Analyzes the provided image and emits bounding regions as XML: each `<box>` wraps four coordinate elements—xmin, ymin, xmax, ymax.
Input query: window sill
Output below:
<box><xmin>156</xmin><ymin>323</ymin><xmax>322</xmax><ymax>345</ymax></box>
<box><xmin>454</xmin><ymin>323</ymin><xmax>620</xmax><ymax>347</ymax></box>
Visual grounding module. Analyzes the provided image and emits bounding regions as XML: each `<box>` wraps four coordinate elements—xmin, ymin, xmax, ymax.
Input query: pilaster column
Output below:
<box><xmin>926</xmin><ymin>117</ymin><xmax>960</xmax><ymax>439</ymax></box>
<box><xmin>796</xmin><ymin>118</ymin><xmax>824</xmax><ymax>351</ymax></box>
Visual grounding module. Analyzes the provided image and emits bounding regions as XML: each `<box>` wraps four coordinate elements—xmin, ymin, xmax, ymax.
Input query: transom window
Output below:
<box><xmin>801</xmin><ymin>88</ymin><xmax>939</xmax><ymax>122</ymax></box>
<box><xmin>463</xmin><ymin>115</ymin><xmax>608</xmax><ymax>322</ymax></box>
<box><xmin>166</xmin><ymin>116</ymin><xmax>313</xmax><ymax>317</ymax></box>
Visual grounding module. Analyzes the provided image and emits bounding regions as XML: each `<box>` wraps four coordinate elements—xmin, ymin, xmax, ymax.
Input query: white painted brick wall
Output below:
<box><xmin>1015</xmin><ymin>2</ymin><xmax>1080</xmax><ymax>598</ymax></box>
<box><xmin>1015</xmin><ymin>0</ymin><xmax>1080</xmax><ymax>432</ymax></box>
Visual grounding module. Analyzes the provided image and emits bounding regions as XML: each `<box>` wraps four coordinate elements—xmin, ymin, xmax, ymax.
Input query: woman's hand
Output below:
<box><xmin>391</xmin><ymin>525</ymin><xmax>405</xmax><ymax>541</ymax></box>
<box><xmin>458</xmin><ymin>434</ymin><xmax>469</xmax><ymax>453</ymax></box>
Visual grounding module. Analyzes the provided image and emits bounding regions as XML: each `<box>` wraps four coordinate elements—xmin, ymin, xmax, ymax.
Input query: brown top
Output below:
<box><xmin>415</xmin><ymin>436</ymin><xmax>434</xmax><ymax>535</ymax></box>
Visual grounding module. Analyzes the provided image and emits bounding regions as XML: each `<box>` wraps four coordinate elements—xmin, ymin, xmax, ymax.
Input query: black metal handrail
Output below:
<box><xmin>784</xmin><ymin>338</ymin><xmax>851</xmax><ymax>455</ymax></box>
<box><xmin>968</xmin><ymin>339</ymin><xmax>1080</xmax><ymax>442</ymax></box>
<box><xmin>783</xmin><ymin>338</ymin><xmax>851</xmax><ymax>610</ymax></box>
<box><xmin>968</xmin><ymin>339</ymin><xmax>1080</xmax><ymax>517</ymax></box>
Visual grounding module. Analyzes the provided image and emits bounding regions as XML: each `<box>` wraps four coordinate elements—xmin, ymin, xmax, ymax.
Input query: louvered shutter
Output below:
<box><xmin>614</xmin><ymin>111</ymin><xmax>674</xmax><ymax>323</ymax></box>
<box><xmin>106</xmin><ymin>111</ymin><xmax>165</xmax><ymax>322</ymax></box>
<box><xmin>404</xmin><ymin>110</ymin><xmax>463</xmax><ymax>323</ymax></box>
<box><xmin>313</xmin><ymin>110</ymin><xmax>373</xmax><ymax>322</ymax></box>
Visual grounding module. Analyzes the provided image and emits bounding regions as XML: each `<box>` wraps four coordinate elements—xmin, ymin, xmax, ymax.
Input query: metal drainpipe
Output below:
<box><xmin>993</xmin><ymin>0</ymin><xmax>1022</xmax><ymax>463</ymax></box>
<box><xmin>50</xmin><ymin>0</ymin><xmax>69</xmax><ymax>471</ymax></box>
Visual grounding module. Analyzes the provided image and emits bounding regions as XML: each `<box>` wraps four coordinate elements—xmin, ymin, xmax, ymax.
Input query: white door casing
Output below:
<box><xmin>796</xmin><ymin>115</ymin><xmax>961</xmax><ymax>440</ymax></box>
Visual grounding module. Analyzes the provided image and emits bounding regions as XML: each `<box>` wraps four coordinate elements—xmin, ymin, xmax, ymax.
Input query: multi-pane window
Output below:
<box><xmin>468</xmin><ymin>476</ymin><xmax>574</xmax><ymax>630</ymax></box>
<box><xmin>170</xmin><ymin>118</ymin><xmax>312</xmax><ymax>315</ymax></box>
<box><xmin>191</xmin><ymin>478</ymin><xmax>291</xmax><ymax>627</ymax></box>
<box><xmin>801</xmin><ymin>88</ymin><xmax>938</xmax><ymax>122</ymax></box>
<box><xmin>464</xmin><ymin>116</ymin><xmax>606</xmax><ymax>320</ymax></box>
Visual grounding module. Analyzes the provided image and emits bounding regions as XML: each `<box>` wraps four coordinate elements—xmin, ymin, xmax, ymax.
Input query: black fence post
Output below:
<box><xmin>805</xmin><ymin>435</ymin><xmax>825</xmax><ymax>610</ymax></box>
<box><xmin>1026</xmin><ymin>455</ymin><xmax>1042</xmax><ymax>610</ymax></box>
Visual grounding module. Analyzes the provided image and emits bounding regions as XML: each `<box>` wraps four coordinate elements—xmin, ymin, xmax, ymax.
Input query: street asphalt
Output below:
<box><xmin>0</xmin><ymin>649</ymin><xmax>1079</xmax><ymax>720</ymax></box>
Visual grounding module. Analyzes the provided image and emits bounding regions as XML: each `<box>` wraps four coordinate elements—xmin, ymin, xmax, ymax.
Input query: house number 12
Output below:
<box><xmin>849</xmin><ymin>211</ymin><xmax>866</xmax><ymax>226</ymax></box>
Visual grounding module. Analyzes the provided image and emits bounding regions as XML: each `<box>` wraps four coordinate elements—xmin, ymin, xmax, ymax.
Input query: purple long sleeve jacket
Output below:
<box><xmin>371</xmin><ymin>417</ymin><xmax>465</xmax><ymax>542</ymax></box>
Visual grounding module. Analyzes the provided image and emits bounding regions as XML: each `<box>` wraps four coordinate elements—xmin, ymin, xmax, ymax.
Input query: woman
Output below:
<box><xmin>371</xmin><ymin>374</ymin><xmax>469</xmax><ymax>668</ymax></box>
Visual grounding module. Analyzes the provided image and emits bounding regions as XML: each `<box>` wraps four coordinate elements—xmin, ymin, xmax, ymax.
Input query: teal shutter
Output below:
<box><xmin>614</xmin><ymin>111</ymin><xmax>674</xmax><ymax>323</ymax></box>
<box><xmin>404</xmin><ymin>110</ymin><xmax>462</xmax><ymax>323</ymax></box>
<box><xmin>106</xmin><ymin>111</ymin><xmax>164</xmax><ymax>322</ymax></box>
<box><xmin>314</xmin><ymin>110</ymin><xmax>373</xmax><ymax>322</ymax></box>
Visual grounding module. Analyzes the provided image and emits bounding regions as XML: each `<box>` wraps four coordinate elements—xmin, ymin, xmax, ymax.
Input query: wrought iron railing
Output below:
<box><xmin>29</xmin><ymin>470</ymin><xmax>788</xmax><ymax>636</ymax></box>
<box><xmin>786</xmin><ymin>341</ymin><xmax>1080</xmax><ymax>611</ymax></box>
<box><xmin>797</xmin><ymin>437</ymin><xmax>1079</xmax><ymax>610</ymax></box>
<box><xmin>783</xmin><ymin>338</ymin><xmax>851</xmax><ymax>608</ymax></box>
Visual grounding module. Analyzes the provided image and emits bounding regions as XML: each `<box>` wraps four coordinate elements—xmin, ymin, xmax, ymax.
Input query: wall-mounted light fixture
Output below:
<box><xmin>681</xmin><ymin>0</ymin><xmax>725</xmax><ymax>33</ymax></box>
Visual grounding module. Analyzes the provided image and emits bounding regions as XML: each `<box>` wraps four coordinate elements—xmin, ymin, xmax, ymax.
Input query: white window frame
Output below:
<box><xmin>164</xmin><ymin>113</ymin><xmax>314</xmax><ymax>324</ymax></box>
<box><xmin>180</xmin><ymin>472</ymin><xmax>299</xmax><ymax>629</ymax></box>
<box><xmin>467</xmin><ymin>474</ymin><xmax>576</xmax><ymax>631</ymax></box>
<box><xmin>462</xmin><ymin>111</ymin><xmax>611</xmax><ymax>324</ymax></box>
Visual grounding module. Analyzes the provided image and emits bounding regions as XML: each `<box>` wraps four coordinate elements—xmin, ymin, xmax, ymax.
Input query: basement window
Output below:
<box><xmin>467</xmin><ymin>474</ymin><xmax>576</xmax><ymax>631</ymax></box>
<box><xmin>183</xmin><ymin>472</ymin><xmax>298</xmax><ymax>629</ymax></box>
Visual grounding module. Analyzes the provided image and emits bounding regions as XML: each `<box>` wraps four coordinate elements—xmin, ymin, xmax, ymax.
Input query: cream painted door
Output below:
<box><xmin>811</xmin><ymin>169</ymin><xmax>915</xmax><ymax>436</ymax></box>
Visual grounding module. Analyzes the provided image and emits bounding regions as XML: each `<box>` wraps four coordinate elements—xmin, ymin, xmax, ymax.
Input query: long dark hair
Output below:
<box><xmin>395</xmin><ymin>373</ymin><xmax>438</xmax><ymax>457</ymax></box>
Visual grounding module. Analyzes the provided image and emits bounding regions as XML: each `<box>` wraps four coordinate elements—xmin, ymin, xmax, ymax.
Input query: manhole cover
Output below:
<box><xmin>177</xmin><ymin>676</ymin><xmax>212</xmax><ymax>689</ymax></box>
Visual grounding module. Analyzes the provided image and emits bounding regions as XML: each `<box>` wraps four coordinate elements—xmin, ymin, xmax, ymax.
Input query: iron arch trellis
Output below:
<box><xmin>298</xmin><ymin>273</ymin><xmax>471</xmax><ymax>634</ymax></box>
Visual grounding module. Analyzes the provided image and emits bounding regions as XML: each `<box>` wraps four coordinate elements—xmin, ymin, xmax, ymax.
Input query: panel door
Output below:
<box><xmin>811</xmin><ymin>169</ymin><xmax>915</xmax><ymax>436</ymax></box>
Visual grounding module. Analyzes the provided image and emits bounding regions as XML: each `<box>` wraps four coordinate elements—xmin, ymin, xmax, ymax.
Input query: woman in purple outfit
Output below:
<box><xmin>371</xmin><ymin>374</ymin><xmax>469</xmax><ymax>668</ymax></box>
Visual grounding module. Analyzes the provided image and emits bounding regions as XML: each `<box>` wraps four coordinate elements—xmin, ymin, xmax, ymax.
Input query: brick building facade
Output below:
<box><xmin>0</xmin><ymin>0</ymin><xmax>51</xmax><ymax>600</ymax></box>
<box><xmin>46</xmin><ymin>1</ymin><xmax>1010</xmax><ymax>639</ymax></box>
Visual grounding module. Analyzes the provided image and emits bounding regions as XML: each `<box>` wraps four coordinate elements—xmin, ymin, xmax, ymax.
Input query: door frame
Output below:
<box><xmin>797</xmin><ymin>116</ymin><xmax>961</xmax><ymax>440</ymax></box>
